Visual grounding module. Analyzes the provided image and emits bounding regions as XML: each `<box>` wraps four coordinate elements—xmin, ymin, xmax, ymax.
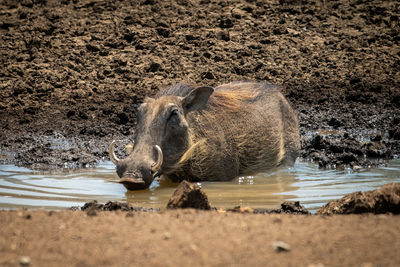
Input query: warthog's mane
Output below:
<box><xmin>156</xmin><ymin>81</ymin><xmax>275</xmax><ymax>111</ymax></box>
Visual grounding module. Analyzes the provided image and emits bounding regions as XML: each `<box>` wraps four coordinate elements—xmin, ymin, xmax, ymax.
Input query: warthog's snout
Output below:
<box><xmin>118</xmin><ymin>172</ymin><xmax>147</xmax><ymax>191</ymax></box>
<box><xmin>109</xmin><ymin>140</ymin><xmax>163</xmax><ymax>190</ymax></box>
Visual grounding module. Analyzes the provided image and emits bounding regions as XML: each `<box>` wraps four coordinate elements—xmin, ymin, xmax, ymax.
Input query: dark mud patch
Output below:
<box><xmin>228</xmin><ymin>201</ymin><xmax>310</xmax><ymax>215</ymax></box>
<box><xmin>317</xmin><ymin>183</ymin><xmax>400</xmax><ymax>215</ymax></box>
<box><xmin>0</xmin><ymin>0</ymin><xmax>399</xmax><ymax>170</ymax></box>
<box><xmin>71</xmin><ymin>200</ymin><xmax>159</xmax><ymax>213</ymax></box>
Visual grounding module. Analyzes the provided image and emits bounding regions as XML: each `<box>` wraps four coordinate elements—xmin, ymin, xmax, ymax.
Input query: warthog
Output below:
<box><xmin>109</xmin><ymin>82</ymin><xmax>300</xmax><ymax>190</ymax></box>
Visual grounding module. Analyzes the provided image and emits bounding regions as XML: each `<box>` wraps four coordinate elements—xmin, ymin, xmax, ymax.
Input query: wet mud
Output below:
<box><xmin>317</xmin><ymin>182</ymin><xmax>400</xmax><ymax>215</ymax></box>
<box><xmin>167</xmin><ymin>180</ymin><xmax>211</xmax><ymax>210</ymax></box>
<box><xmin>75</xmin><ymin>182</ymin><xmax>400</xmax><ymax>215</ymax></box>
<box><xmin>0</xmin><ymin>0</ymin><xmax>399</xmax><ymax>171</ymax></box>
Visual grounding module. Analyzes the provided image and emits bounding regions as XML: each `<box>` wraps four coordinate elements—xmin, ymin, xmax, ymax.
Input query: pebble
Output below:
<box><xmin>163</xmin><ymin>232</ymin><xmax>171</xmax><ymax>240</ymax></box>
<box><xmin>271</xmin><ymin>241</ymin><xmax>291</xmax><ymax>252</ymax></box>
<box><xmin>20</xmin><ymin>256</ymin><xmax>30</xmax><ymax>266</ymax></box>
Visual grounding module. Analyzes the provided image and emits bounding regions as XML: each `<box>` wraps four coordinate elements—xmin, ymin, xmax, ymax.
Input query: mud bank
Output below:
<box><xmin>0</xmin><ymin>0</ymin><xmax>399</xmax><ymax>170</ymax></box>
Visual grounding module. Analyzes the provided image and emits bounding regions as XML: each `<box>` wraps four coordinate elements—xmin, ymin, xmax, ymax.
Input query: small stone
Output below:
<box><xmin>163</xmin><ymin>232</ymin><xmax>171</xmax><ymax>240</ymax></box>
<box><xmin>20</xmin><ymin>256</ymin><xmax>30</xmax><ymax>266</ymax></box>
<box><xmin>271</xmin><ymin>241</ymin><xmax>291</xmax><ymax>252</ymax></box>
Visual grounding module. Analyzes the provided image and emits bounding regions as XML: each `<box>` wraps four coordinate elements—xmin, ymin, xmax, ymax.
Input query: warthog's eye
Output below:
<box><xmin>167</xmin><ymin>109</ymin><xmax>179</xmax><ymax>121</ymax></box>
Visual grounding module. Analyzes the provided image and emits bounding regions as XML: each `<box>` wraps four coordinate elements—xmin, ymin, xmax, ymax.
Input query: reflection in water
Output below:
<box><xmin>0</xmin><ymin>160</ymin><xmax>399</xmax><ymax>212</ymax></box>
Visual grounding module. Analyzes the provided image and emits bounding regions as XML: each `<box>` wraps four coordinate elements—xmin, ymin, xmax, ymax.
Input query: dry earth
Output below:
<box><xmin>1</xmin><ymin>209</ymin><xmax>400</xmax><ymax>267</ymax></box>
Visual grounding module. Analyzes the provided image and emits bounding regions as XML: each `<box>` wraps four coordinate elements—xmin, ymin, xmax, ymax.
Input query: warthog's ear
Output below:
<box><xmin>182</xmin><ymin>86</ymin><xmax>214</xmax><ymax>113</ymax></box>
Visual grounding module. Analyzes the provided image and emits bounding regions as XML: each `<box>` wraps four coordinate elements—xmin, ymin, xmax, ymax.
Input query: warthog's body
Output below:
<box><xmin>110</xmin><ymin>82</ymin><xmax>300</xmax><ymax>190</ymax></box>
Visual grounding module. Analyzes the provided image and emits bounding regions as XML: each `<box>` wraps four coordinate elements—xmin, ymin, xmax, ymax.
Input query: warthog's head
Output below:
<box><xmin>109</xmin><ymin>86</ymin><xmax>214</xmax><ymax>190</ymax></box>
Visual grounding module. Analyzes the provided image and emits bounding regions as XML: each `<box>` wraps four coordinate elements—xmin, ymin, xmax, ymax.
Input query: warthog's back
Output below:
<box><xmin>156</xmin><ymin>82</ymin><xmax>300</xmax><ymax>182</ymax></box>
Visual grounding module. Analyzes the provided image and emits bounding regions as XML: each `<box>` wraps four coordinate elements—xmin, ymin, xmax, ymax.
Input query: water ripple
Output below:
<box><xmin>0</xmin><ymin>160</ymin><xmax>399</xmax><ymax>211</ymax></box>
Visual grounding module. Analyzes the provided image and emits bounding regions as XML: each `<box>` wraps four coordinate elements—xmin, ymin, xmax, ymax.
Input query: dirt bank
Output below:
<box><xmin>1</xmin><ymin>209</ymin><xmax>399</xmax><ymax>267</ymax></box>
<box><xmin>0</xmin><ymin>0</ymin><xmax>399</xmax><ymax>170</ymax></box>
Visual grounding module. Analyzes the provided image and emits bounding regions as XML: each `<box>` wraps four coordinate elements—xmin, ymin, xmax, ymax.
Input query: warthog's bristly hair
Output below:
<box><xmin>159</xmin><ymin>82</ymin><xmax>299</xmax><ymax>182</ymax></box>
<box><xmin>117</xmin><ymin>82</ymin><xmax>300</xmax><ymax>188</ymax></box>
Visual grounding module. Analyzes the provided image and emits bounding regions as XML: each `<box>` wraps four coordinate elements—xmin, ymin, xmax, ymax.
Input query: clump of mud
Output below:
<box><xmin>167</xmin><ymin>180</ymin><xmax>211</xmax><ymax>210</ymax></box>
<box><xmin>250</xmin><ymin>201</ymin><xmax>309</xmax><ymax>214</ymax></box>
<box><xmin>317</xmin><ymin>183</ymin><xmax>400</xmax><ymax>215</ymax></box>
<box><xmin>72</xmin><ymin>200</ymin><xmax>158</xmax><ymax>213</ymax></box>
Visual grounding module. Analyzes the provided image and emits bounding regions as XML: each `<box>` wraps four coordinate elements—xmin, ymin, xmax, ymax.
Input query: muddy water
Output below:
<box><xmin>1</xmin><ymin>160</ymin><xmax>399</xmax><ymax>212</ymax></box>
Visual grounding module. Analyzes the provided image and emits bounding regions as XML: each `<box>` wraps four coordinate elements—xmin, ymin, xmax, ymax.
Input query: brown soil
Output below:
<box><xmin>1</xmin><ymin>209</ymin><xmax>399</xmax><ymax>267</ymax></box>
<box><xmin>0</xmin><ymin>0</ymin><xmax>399</xmax><ymax>169</ymax></box>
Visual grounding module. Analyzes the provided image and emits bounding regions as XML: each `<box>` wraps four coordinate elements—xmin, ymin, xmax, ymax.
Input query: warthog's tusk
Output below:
<box><xmin>109</xmin><ymin>140</ymin><xmax>120</xmax><ymax>165</ymax></box>
<box><xmin>151</xmin><ymin>145</ymin><xmax>163</xmax><ymax>174</ymax></box>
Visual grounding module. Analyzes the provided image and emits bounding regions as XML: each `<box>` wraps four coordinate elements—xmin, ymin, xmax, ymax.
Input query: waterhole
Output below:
<box><xmin>1</xmin><ymin>160</ymin><xmax>399</xmax><ymax>212</ymax></box>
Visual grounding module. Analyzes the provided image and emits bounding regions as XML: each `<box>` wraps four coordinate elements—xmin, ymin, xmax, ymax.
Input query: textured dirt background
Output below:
<box><xmin>1</xmin><ymin>1</ymin><xmax>400</xmax><ymax>266</ymax></box>
<box><xmin>0</xmin><ymin>0</ymin><xmax>399</xmax><ymax>169</ymax></box>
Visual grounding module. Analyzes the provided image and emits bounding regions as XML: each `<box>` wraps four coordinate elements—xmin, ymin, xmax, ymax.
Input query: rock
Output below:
<box><xmin>167</xmin><ymin>181</ymin><xmax>211</xmax><ymax>210</ymax></box>
<box><xmin>20</xmin><ymin>256</ymin><xmax>30</xmax><ymax>266</ymax></box>
<box><xmin>317</xmin><ymin>183</ymin><xmax>400</xmax><ymax>215</ymax></box>
<box><xmin>271</xmin><ymin>241</ymin><xmax>291</xmax><ymax>252</ymax></box>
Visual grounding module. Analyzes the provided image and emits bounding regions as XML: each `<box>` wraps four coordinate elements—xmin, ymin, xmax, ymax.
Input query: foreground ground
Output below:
<box><xmin>1</xmin><ymin>210</ymin><xmax>400</xmax><ymax>267</ymax></box>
